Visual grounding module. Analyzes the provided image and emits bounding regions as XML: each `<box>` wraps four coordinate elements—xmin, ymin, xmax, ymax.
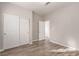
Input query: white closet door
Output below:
<box><xmin>3</xmin><ymin>14</ymin><xmax>19</xmax><ymax>49</ymax></box>
<box><xmin>20</xmin><ymin>16</ymin><xmax>30</xmax><ymax>45</ymax></box>
<box><xmin>39</xmin><ymin>21</ymin><xmax>45</xmax><ymax>40</ymax></box>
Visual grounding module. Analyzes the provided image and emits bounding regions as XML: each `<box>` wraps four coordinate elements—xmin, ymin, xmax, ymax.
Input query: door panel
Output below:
<box><xmin>20</xmin><ymin>16</ymin><xmax>29</xmax><ymax>45</ymax></box>
<box><xmin>3</xmin><ymin>14</ymin><xmax>30</xmax><ymax>49</ymax></box>
<box><xmin>3</xmin><ymin>14</ymin><xmax>19</xmax><ymax>49</ymax></box>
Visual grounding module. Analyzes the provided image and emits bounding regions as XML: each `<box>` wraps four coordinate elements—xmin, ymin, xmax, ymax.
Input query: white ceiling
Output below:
<box><xmin>4</xmin><ymin>2</ymin><xmax>70</xmax><ymax>16</ymax></box>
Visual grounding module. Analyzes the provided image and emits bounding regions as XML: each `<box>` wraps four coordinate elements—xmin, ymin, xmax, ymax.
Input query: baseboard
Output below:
<box><xmin>33</xmin><ymin>39</ymin><xmax>45</xmax><ymax>42</ymax></box>
<box><xmin>0</xmin><ymin>49</ymin><xmax>4</xmax><ymax>52</ymax></box>
<box><xmin>33</xmin><ymin>39</ymin><xmax>39</xmax><ymax>42</ymax></box>
<box><xmin>49</xmin><ymin>39</ymin><xmax>77</xmax><ymax>50</ymax></box>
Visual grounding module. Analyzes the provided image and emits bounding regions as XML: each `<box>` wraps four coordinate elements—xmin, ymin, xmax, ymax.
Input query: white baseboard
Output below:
<box><xmin>49</xmin><ymin>39</ymin><xmax>78</xmax><ymax>50</ymax></box>
<box><xmin>33</xmin><ymin>39</ymin><xmax>45</xmax><ymax>42</ymax></box>
<box><xmin>0</xmin><ymin>49</ymin><xmax>4</xmax><ymax>52</ymax></box>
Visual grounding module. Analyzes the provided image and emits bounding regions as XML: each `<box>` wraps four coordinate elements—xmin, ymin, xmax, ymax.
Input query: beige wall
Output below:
<box><xmin>45</xmin><ymin>3</ymin><xmax>79</xmax><ymax>50</ymax></box>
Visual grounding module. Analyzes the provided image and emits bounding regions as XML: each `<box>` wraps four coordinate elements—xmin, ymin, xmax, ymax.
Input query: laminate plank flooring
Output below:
<box><xmin>1</xmin><ymin>40</ymin><xmax>79</xmax><ymax>56</ymax></box>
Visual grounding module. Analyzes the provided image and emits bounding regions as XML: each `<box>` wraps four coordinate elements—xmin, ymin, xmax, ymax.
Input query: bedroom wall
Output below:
<box><xmin>45</xmin><ymin>3</ymin><xmax>79</xmax><ymax>50</ymax></box>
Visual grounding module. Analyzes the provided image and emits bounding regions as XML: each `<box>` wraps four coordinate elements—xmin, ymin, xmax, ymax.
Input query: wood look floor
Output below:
<box><xmin>1</xmin><ymin>40</ymin><xmax>79</xmax><ymax>56</ymax></box>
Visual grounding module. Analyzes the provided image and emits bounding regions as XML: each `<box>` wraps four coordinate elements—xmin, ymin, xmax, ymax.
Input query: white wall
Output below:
<box><xmin>32</xmin><ymin>12</ymin><xmax>44</xmax><ymax>41</ymax></box>
<box><xmin>45</xmin><ymin>3</ymin><xmax>79</xmax><ymax>50</ymax></box>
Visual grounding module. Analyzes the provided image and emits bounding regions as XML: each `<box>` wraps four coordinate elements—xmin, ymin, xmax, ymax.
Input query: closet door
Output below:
<box><xmin>20</xmin><ymin>16</ymin><xmax>30</xmax><ymax>45</ymax></box>
<box><xmin>3</xmin><ymin>14</ymin><xmax>19</xmax><ymax>49</ymax></box>
<box><xmin>39</xmin><ymin>21</ymin><xmax>45</xmax><ymax>40</ymax></box>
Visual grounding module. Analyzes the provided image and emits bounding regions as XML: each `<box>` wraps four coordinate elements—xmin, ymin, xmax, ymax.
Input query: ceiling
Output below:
<box><xmin>2</xmin><ymin>2</ymin><xmax>70</xmax><ymax>16</ymax></box>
